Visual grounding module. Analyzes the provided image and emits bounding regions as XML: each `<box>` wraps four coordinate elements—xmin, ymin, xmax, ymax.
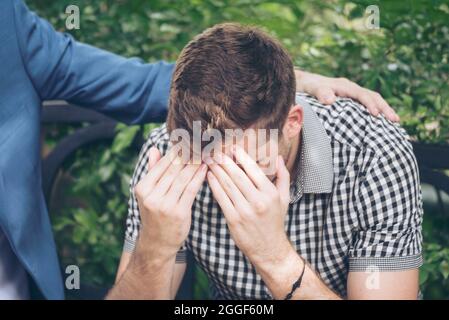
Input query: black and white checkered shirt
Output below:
<box><xmin>124</xmin><ymin>94</ymin><xmax>423</xmax><ymax>299</ymax></box>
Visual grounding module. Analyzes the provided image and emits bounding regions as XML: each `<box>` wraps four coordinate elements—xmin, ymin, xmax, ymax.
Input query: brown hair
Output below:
<box><xmin>166</xmin><ymin>23</ymin><xmax>296</xmax><ymax>142</ymax></box>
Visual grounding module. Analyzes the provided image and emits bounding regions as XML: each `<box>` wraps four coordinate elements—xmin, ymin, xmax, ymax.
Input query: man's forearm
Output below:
<box><xmin>254</xmin><ymin>245</ymin><xmax>341</xmax><ymax>300</ymax></box>
<box><xmin>107</xmin><ymin>240</ymin><xmax>176</xmax><ymax>299</ymax></box>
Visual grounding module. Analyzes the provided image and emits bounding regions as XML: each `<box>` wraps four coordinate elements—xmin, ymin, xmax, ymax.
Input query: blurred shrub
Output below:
<box><xmin>30</xmin><ymin>0</ymin><xmax>449</xmax><ymax>299</ymax></box>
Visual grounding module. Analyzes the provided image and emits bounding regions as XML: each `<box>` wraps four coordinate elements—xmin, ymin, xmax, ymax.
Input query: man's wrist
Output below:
<box><xmin>133</xmin><ymin>233</ymin><xmax>178</xmax><ymax>271</ymax></box>
<box><xmin>253</xmin><ymin>240</ymin><xmax>306</xmax><ymax>299</ymax></box>
<box><xmin>108</xmin><ymin>236</ymin><xmax>176</xmax><ymax>300</ymax></box>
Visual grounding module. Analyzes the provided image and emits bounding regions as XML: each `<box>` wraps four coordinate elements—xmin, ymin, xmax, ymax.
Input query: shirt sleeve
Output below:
<box><xmin>123</xmin><ymin>132</ymin><xmax>187</xmax><ymax>263</ymax></box>
<box><xmin>13</xmin><ymin>0</ymin><xmax>173</xmax><ymax>125</ymax></box>
<box><xmin>349</xmin><ymin>142</ymin><xmax>423</xmax><ymax>272</ymax></box>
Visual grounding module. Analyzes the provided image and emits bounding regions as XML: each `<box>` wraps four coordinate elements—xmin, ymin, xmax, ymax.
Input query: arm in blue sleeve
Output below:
<box><xmin>13</xmin><ymin>0</ymin><xmax>173</xmax><ymax>124</ymax></box>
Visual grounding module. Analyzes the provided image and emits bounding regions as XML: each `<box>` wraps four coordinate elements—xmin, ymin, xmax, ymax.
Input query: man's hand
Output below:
<box><xmin>205</xmin><ymin>146</ymin><xmax>340</xmax><ymax>300</ymax></box>
<box><xmin>295</xmin><ymin>69</ymin><xmax>400</xmax><ymax>122</ymax></box>
<box><xmin>205</xmin><ymin>146</ymin><xmax>292</xmax><ymax>268</ymax></box>
<box><xmin>134</xmin><ymin>147</ymin><xmax>207</xmax><ymax>259</ymax></box>
<box><xmin>107</xmin><ymin>147</ymin><xmax>207</xmax><ymax>299</ymax></box>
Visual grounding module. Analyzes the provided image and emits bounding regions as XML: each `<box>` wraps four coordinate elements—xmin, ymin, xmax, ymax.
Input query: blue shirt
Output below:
<box><xmin>0</xmin><ymin>0</ymin><xmax>173</xmax><ymax>299</ymax></box>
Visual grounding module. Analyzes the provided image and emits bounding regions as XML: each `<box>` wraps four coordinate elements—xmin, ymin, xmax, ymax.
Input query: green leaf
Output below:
<box><xmin>111</xmin><ymin>126</ymin><xmax>140</xmax><ymax>154</ymax></box>
<box><xmin>419</xmin><ymin>268</ymin><xmax>429</xmax><ymax>286</ymax></box>
<box><xmin>441</xmin><ymin>261</ymin><xmax>449</xmax><ymax>280</ymax></box>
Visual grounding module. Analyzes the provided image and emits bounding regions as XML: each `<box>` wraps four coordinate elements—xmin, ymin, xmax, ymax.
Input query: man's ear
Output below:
<box><xmin>282</xmin><ymin>104</ymin><xmax>303</xmax><ymax>139</ymax></box>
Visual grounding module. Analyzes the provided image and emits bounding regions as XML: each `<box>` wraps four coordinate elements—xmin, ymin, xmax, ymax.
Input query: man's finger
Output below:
<box><xmin>148</xmin><ymin>146</ymin><xmax>161</xmax><ymax>170</ymax></box>
<box><xmin>148</xmin><ymin>160</ymin><xmax>185</xmax><ymax>200</ymax></box>
<box><xmin>232</xmin><ymin>145</ymin><xmax>271</xmax><ymax>190</ymax></box>
<box><xmin>211</xmin><ymin>152</ymin><xmax>260</xmax><ymax>203</ymax></box>
<box><xmin>207</xmin><ymin>161</ymin><xmax>250</xmax><ymax>211</ymax></box>
<box><xmin>207</xmin><ymin>171</ymin><xmax>240</xmax><ymax>223</ymax></box>
<box><xmin>337</xmin><ymin>84</ymin><xmax>380</xmax><ymax>116</ymax></box>
<box><xmin>275</xmin><ymin>156</ymin><xmax>290</xmax><ymax>206</ymax></box>
<box><xmin>136</xmin><ymin>146</ymin><xmax>180</xmax><ymax>195</ymax></box>
<box><xmin>134</xmin><ymin>146</ymin><xmax>161</xmax><ymax>199</ymax></box>
<box><xmin>166</xmin><ymin>164</ymin><xmax>201</xmax><ymax>203</ymax></box>
<box><xmin>358</xmin><ymin>92</ymin><xmax>380</xmax><ymax>117</ymax></box>
<box><xmin>315</xmin><ymin>87</ymin><xmax>337</xmax><ymax>105</ymax></box>
<box><xmin>177</xmin><ymin>164</ymin><xmax>208</xmax><ymax>208</ymax></box>
<box><xmin>368</xmin><ymin>90</ymin><xmax>399</xmax><ymax>122</ymax></box>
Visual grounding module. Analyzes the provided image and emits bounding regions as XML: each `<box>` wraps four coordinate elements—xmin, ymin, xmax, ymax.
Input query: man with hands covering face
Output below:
<box><xmin>110</xmin><ymin>142</ymin><xmax>340</xmax><ymax>300</ymax></box>
<box><xmin>109</xmin><ymin>23</ymin><xmax>422</xmax><ymax>300</ymax></box>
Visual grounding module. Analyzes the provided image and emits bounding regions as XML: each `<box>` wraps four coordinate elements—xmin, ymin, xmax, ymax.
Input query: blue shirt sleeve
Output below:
<box><xmin>12</xmin><ymin>0</ymin><xmax>173</xmax><ymax>124</ymax></box>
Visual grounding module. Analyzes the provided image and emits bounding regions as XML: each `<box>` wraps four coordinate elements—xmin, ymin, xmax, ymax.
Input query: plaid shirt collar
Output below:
<box><xmin>290</xmin><ymin>96</ymin><xmax>334</xmax><ymax>204</ymax></box>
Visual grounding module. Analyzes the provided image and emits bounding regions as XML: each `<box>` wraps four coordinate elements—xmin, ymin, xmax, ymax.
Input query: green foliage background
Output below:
<box><xmin>30</xmin><ymin>0</ymin><xmax>449</xmax><ymax>299</ymax></box>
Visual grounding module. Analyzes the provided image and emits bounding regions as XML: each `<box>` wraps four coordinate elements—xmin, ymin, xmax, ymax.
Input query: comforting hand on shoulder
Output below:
<box><xmin>295</xmin><ymin>69</ymin><xmax>399</xmax><ymax>122</ymax></box>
